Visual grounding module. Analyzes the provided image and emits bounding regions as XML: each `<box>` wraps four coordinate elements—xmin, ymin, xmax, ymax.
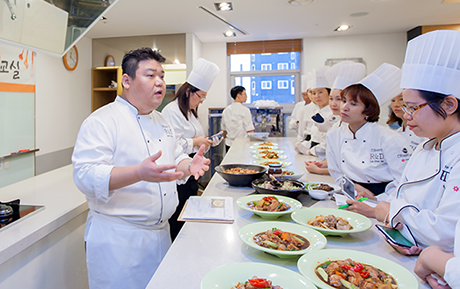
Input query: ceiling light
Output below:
<box><xmin>224</xmin><ymin>31</ymin><xmax>236</xmax><ymax>37</ymax></box>
<box><xmin>287</xmin><ymin>0</ymin><xmax>315</xmax><ymax>5</ymax></box>
<box><xmin>214</xmin><ymin>2</ymin><xmax>233</xmax><ymax>11</ymax></box>
<box><xmin>199</xmin><ymin>6</ymin><xmax>248</xmax><ymax>35</ymax></box>
<box><xmin>335</xmin><ymin>25</ymin><xmax>351</xmax><ymax>32</ymax></box>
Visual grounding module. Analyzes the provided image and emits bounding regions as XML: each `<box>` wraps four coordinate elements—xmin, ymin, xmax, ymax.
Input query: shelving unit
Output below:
<box><xmin>91</xmin><ymin>66</ymin><xmax>123</xmax><ymax>112</ymax></box>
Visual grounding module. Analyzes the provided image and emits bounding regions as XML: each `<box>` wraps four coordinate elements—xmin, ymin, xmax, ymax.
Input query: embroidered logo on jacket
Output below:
<box><xmin>163</xmin><ymin>126</ymin><xmax>174</xmax><ymax>138</ymax></box>
<box><xmin>440</xmin><ymin>165</ymin><xmax>453</xmax><ymax>182</ymax></box>
<box><xmin>370</xmin><ymin>148</ymin><xmax>384</xmax><ymax>163</ymax></box>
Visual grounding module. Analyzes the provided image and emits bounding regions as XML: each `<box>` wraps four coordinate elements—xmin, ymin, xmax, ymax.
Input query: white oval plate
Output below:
<box><xmin>252</xmin><ymin>159</ymin><xmax>292</xmax><ymax>168</ymax></box>
<box><xmin>250</xmin><ymin>149</ymin><xmax>284</xmax><ymax>154</ymax></box>
<box><xmin>252</xmin><ymin>154</ymin><xmax>288</xmax><ymax>160</ymax></box>
<box><xmin>253</xmin><ymin>142</ymin><xmax>279</xmax><ymax>147</ymax></box>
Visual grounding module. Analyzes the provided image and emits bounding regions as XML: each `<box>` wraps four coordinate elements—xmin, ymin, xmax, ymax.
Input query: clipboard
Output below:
<box><xmin>177</xmin><ymin>199</ymin><xmax>234</xmax><ymax>224</ymax></box>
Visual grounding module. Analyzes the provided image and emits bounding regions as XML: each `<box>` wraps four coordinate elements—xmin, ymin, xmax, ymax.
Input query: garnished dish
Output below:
<box><xmin>247</xmin><ymin>196</ymin><xmax>290</xmax><ymax>212</ymax></box>
<box><xmin>282</xmin><ymin>170</ymin><xmax>294</xmax><ymax>176</ymax></box>
<box><xmin>253</xmin><ymin>228</ymin><xmax>310</xmax><ymax>251</ymax></box>
<box><xmin>237</xmin><ymin>195</ymin><xmax>302</xmax><ymax>219</ymax></box>
<box><xmin>308</xmin><ymin>215</ymin><xmax>353</xmax><ymax>230</ymax></box>
<box><xmin>231</xmin><ymin>276</ymin><xmax>283</xmax><ymax>289</ymax></box>
<box><xmin>261</xmin><ymin>151</ymin><xmax>280</xmax><ymax>159</ymax></box>
<box><xmin>223</xmin><ymin>167</ymin><xmax>259</xmax><ymax>174</ymax></box>
<box><xmin>258</xmin><ymin>180</ymin><xmax>300</xmax><ymax>191</ymax></box>
<box><xmin>260</xmin><ymin>142</ymin><xmax>275</xmax><ymax>146</ymax></box>
<box><xmin>305</xmin><ymin>182</ymin><xmax>335</xmax><ymax>192</ymax></box>
<box><xmin>315</xmin><ymin>258</ymin><xmax>398</xmax><ymax>289</ymax></box>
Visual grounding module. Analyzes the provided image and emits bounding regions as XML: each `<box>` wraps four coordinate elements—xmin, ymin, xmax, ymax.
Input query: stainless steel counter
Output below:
<box><xmin>147</xmin><ymin>137</ymin><xmax>429</xmax><ymax>289</ymax></box>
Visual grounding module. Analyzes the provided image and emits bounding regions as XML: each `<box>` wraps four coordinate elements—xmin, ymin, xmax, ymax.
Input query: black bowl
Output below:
<box><xmin>251</xmin><ymin>178</ymin><xmax>305</xmax><ymax>198</ymax></box>
<box><xmin>215</xmin><ymin>164</ymin><xmax>267</xmax><ymax>187</ymax></box>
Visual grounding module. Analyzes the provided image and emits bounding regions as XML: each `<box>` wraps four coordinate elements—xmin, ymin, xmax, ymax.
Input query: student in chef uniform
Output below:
<box><xmin>289</xmin><ymin>75</ymin><xmax>312</xmax><ymax>132</ymax></box>
<box><xmin>72</xmin><ymin>48</ymin><xmax>210</xmax><ymax>289</ymax></box>
<box><xmin>414</xmin><ymin>220</ymin><xmax>460</xmax><ymax>288</ymax></box>
<box><xmin>162</xmin><ymin>58</ymin><xmax>222</xmax><ymax>240</ymax></box>
<box><xmin>221</xmin><ymin>86</ymin><xmax>255</xmax><ymax>151</ymax></box>
<box><xmin>370</xmin><ymin>30</ymin><xmax>460</xmax><ymax>254</ymax></box>
<box><xmin>305</xmin><ymin>61</ymin><xmax>366</xmax><ymax>175</ymax></box>
<box><xmin>296</xmin><ymin>66</ymin><xmax>333</xmax><ymax>159</ymax></box>
<box><xmin>327</xmin><ymin>63</ymin><xmax>409</xmax><ymax>201</ymax></box>
<box><xmin>294</xmin><ymin>71</ymin><xmax>318</xmax><ymax>150</ymax></box>
<box><xmin>387</xmin><ymin>92</ymin><xmax>427</xmax><ymax>151</ymax></box>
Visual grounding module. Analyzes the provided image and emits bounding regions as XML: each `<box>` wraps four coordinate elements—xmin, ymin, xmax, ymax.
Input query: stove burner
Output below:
<box><xmin>0</xmin><ymin>199</ymin><xmax>44</xmax><ymax>230</ymax></box>
<box><xmin>0</xmin><ymin>204</ymin><xmax>13</xmax><ymax>218</ymax></box>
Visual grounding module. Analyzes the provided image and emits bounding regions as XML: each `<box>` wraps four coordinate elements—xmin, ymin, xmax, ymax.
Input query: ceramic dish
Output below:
<box><xmin>308</xmin><ymin>189</ymin><xmax>330</xmax><ymax>200</ymax></box>
<box><xmin>252</xmin><ymin>153</ymin><xmax>288</xmax><ymax>160</ymax></box>
<box><xmin>253</xmin><ymin>142</ymin><xmax>279</xmax><ymax>147</ymax></box>
<box><xmin>201</xmin><ymin>262</ymin><xmax>317</xmax><ymax>289</ymax></box>
<box><xmin>215</xmin><ymin>164</ymin><xmax>267</xmax><ymax>187</ymax></box>
<box><xmin>252</xmin><ymin>178</ymin><xmax>305</xmax><ymax>199</ymax></box>
<box><xmin>250</xmin><ymin>148</ymin><xmax>284</xmax><ymax>154</ymax></box>
<box><xmin>297</xmin><ymin>249</ymin><xmax>419</xmax><ymax>289</ymax></box>
<box><xmin>278</xmin><ymin>170</ymin><xmax>304</xmax><ymax>181</ymax></box>
<box><xmin>252</xmin><ymin>159</ymin><xmax>292</xmax><ymax>168</ymax></box>
<box><xmin>238</xmin><ymin>221</ymin><xmax>327</xmax><ymax>258</ymax></box>
<box><xmin>291</xmin><ymin>207</ymin><xmax>372</xmax><ymax>236</ymax></box>
<box><xmin>236</xmin><ymin>194</ymin><xmax>302</xmax><ymax>219</ymax></box>
<box><xmin>304</xmin><ymin>182</ymin><xmax>341</xmax><ymax>193</ymax></box>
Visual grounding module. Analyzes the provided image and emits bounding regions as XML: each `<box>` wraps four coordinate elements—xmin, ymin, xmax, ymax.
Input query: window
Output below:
<box><xmin>277</xmin><ymin>63</ymin><xmax>288</xmax><ymax>70</ymax></box>
<box><xmin>290</xmin><ymin>63</ymin><xmax>296</xmax><ymax>69</ymax></box>
<box><xmin>261</xmin><ymin>81</ymin><xmax>272</xmax><ymax>89</ymax></box>
<box><xmin>278</xmin><ymin>80</ymin><xmax>288</xmax><ymax>89</ymax></box>
<box><xmin>261</xmin><ymin>63</ymin><xmax>272</xmax><ymax>70</ymax></box>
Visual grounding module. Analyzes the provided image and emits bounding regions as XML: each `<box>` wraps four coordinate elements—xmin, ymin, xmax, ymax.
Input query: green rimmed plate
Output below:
<box><xmin>236</xmin><ymin>194</ymin><xmax>302</xmax><ymax>219</ymax></box>
<box><xmin>291</xmin><ymin>207</ymin><xmax>372</xmax><ymax>236</ymax></box>
<box><xmin>297</xmin><ymin>249</ymin><xmax>419</xmax><ymax>289</ymax></box>
<box><xmin>239</xmin><ymin>221</ymin><xmax>327</xmax><ymax>258</ymax></box>
<box><xmin>201</xmin><ymin>262</ymin><xmax>317</xmax><ymax>289</ymax></box>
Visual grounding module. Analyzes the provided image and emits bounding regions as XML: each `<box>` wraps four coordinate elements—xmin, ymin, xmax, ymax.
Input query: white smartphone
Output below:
<box><xmin>341</xmin><ymin>175</ymin><xmax>355</xmax><ymax>200</ymax></box>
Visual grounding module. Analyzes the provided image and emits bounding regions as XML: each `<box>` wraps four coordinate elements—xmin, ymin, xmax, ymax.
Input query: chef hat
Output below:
<box><xmin>186</xmin><ymin>58</ymin><xmax>220</xmax><ymax>92</ymax></box>
<box><xmin>401</xmin><ymin>30</ymin><xmax>460</xmax><ymax>99</ymax></box>
<box><xmin>326</xmin><ymin>61</ymin><xmax>367</xmax><ymax>90</ymax></box>
<box><xmin>359</xmin><ymin>63</ymin><xmax>402</xmax><ymax>105</ymax></box>
<box><xmin>307</xmin><ymin>66</ymin><xmax>330</xmax><ymax>89</ymax></box>
<box><xmin>301</xmin><ymin>74</ymin><xmax>309</xmax><ymax>92</ymax></box>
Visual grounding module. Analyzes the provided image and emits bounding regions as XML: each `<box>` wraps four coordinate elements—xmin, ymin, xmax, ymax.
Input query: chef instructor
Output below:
<box><xmin>72</xmin><ymin>47</ymin><xmax>210</xmax><ymax>289</ymax></box>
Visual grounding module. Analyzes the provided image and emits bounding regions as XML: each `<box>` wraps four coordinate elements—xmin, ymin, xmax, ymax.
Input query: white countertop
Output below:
<box><xmin>0</xmin><ymin>165</ymin><xmax>88</xmax><ymax>265</ymax></box>
<box><xmin>147</xmin><ymin>137</ymin><xmax>429</xmax><ymax>289</ymax></box>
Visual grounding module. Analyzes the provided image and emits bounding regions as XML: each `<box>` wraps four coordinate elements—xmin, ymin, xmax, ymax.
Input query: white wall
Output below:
<box><xmin>35</xmin><ymin>37</ymin><xmax>92</xmax><ymax>156</ymax></box>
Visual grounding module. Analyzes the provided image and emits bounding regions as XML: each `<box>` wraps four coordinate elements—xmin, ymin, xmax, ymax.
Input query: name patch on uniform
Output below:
<box><xmin>369</xmin><ymin>148</ymin><xmax>384</xmax><ymax>163</ymax></box>
<box><xmin>163</xmin><ymin>125</ymin><xmax>174</xmax><ymax>138</ymax></box>
<box><xmin>440</xmin><ymin>165</ymin><xmax>453</xmax><ymax>182</ymax></box>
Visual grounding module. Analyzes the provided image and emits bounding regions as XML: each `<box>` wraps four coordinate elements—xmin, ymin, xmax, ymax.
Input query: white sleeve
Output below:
<box><xmin>162</xmin><ymin>108</ymin><xmax>194</xmax><ymax>154</ymax></box>
<box><xmin>326</xmin><ymin>129</ymin><xmax>342</xmax><ymax>185</ymax></box>
<box><xmin>243</xmin><ymin>108</ymin><xmax>255</xmax><ymax>132</ymax></box>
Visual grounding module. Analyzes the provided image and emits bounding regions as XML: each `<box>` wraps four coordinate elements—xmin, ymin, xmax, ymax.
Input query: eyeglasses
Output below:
<box><xmin>194</xmin><ymin>92</ymin><xmax>206</xmax><ymax>102</ymax></box>
<box><xmin>401</xmin><ymin>101</ymin><xmax>435</xmax><ymax>115</ymax></box>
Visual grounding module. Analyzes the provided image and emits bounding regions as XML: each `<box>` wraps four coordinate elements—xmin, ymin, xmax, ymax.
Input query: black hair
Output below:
<box><xmin>417</xmin><ymin>90</ymin><xmax>460</xmax><ymax>120</ymax></box>
<box><xmin>121</xmin><ymin>48</ymin><xmax>165</xmax><ymax>80</ymax></box>
<box><xmin>230</xmin><ymin>86</ymin><xmax>246</xmax><ymax>100</ymax></box>
<box><xmin>171</xmin><ymin>82</ymin><xmax>200</xmax><ymax>120</ymax></box>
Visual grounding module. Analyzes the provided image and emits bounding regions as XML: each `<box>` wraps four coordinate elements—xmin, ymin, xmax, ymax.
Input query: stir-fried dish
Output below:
<box><xmin>258</xmin><ymin>180</ymin><xmax>300</xmax><ymax>190</ymax></box>
<box><xmin>247</xmin><ymin>196</ymin><xmax>290</xmax><ymax>212</ymax></box>
<box><xmin>261</xmin><ymin>161</ymin><xmax>282</xmax><ymax>166</ymax></box>
<box><xmin>253</xmin><ymin>228</ymin><xmax>310</xmax><ymax>251</ymax></box>
<box><xmin>223</xmin><ymin>167</ymin><xmax>259</xmax><ymax>174</ymax></box>
<box><xmin>305</xmin><ymin>182</ymin><xmax>335</xmax><ymax>191</ymax></box>
<box><xmin>308</xmin><ymin>215</ymin><xmax>353</xmax><ymax>230</ymax></box>
<box><xmin>282</xmin><ymin>170</ymin><xmax>294</xmax><ymax>176</ymax></box>
<box><xmin>255</xmin><ymin>146</ymin><xmax>273</xmax><ymax>150</ymax></box>
<box><xmin>260</xmin><ymin>151</ymin><xmax>280</xmax><ymax>159</ymax></box>
<box><xmin>260</xmin><ymin>142</ymin><xmax>275</xmax><ymax>146</ymax></box>
<box><xmin>231</xmin><ymin>276</ymin><xmax>283</xmax><ymax>289</ymax></box>
<box><xmin>315</xmin><ymin>259</ymin><xmax>398</xmax><ymax>289</ymax></box>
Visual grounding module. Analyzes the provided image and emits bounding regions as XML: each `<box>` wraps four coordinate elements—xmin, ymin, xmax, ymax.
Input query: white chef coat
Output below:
<box><xmin>295</xmin><ymin>102</ymin><xmax>317</xmax><ymax>142</ymax></box>
<box><xmin>389</xmin><ymin>132</ymin><xmax>460</xmax><ymax>251</ymax></box>
<box><xmin>309</xmin><ymin>105</ymin><xmax>335</xmax><ymax>160</ymax></box>
<box><xmin>327</xmin><ymin>122</ymin><xmax>409</xmax><ymax>197</ymax></box>
<box><xmin>221</xmin><ymin>102</ymin><xmax>255</xmax><ymax>146</ymax></box>
<box><xmin>288</xmin><ymin>101</ymin><xmax>307</xmax><ymax>131</ymax></box>
<box><xmin>397</xmin><ymin>126</ymin><xmax>427</xmax><ymax>152</ymax></box>
<box><xmin>72</xmin><ymin>96</ymin><xmax>190</xmax><ymax>289</ymax></box>
<box><xmin>444</xmin><ymin>220</ymin><xmax>460</xmax><ymax>288</ymax></box>
<box><xmin>162</xmin><ymin>99</ymin><xmax>205</xmax><ymax>154</ymax></box>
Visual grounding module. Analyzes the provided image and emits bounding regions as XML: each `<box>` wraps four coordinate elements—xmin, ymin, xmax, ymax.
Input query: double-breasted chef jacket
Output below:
<box><xmin>289</xmin><ymin>101</ymin><xmax>307</xmax><ymax>131</ymax></box>
<box><xmin>309</xmin><ymin>105</ymin><xmax>336</xmax><ymax>160</ymax></box>
<box><xmin>397</xmin><ymin>126</ymin><xmax>427</xmax><ymax>152</ymax></box>
<box><xmin>389</xmin><ymin>132</ymin><xmax>460</xmax><ymax>251</ymax></box>
<box><xmin>72</xmin><ymin>96</ymin><xmax>190</xmax><ymax>289</ymax></box>
<box><xmin>221</xmin><ymin>102</ymin><xmax>255</xmax><ymax>146</ymax></box>
<box><xmin>162</xmin><ymin>99</ymin><xmax>205</xmax><ymax>154</ymax></box>
<box><xmin>296</xmin><ymin>102</ymin><xmax>317</xmax><ymax>142</ymax></box>
<box><xmin>327</xmin><ymin>122</ymin><xmax>410</xmax><ymax>198</ymax></box>
<box><xmin>444</xmin><ymin>220</ymin><xmax>460</xmax><ymax>287</ymax></box>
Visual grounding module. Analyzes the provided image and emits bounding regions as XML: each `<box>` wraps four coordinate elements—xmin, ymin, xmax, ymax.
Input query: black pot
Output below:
<box><xmin>251</xmin><ymin>178</ymin><xmax>305</xmax><ymax>198</ymax></box>
<box><xmin>215</xmin><ymin>164</ymin><xmax>267</xmax><ymax>187</ymax></box>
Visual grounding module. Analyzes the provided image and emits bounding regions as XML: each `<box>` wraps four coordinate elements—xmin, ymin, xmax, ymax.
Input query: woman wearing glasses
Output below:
<box><xmin>327</xmin><ymin>63</ymin><xmax>409</xmax><ymax>208</ymax></box>
<box><xmin>162</xmin><ymin>58</ymin><xmax>221</xmax><ymax>240</ymax></box>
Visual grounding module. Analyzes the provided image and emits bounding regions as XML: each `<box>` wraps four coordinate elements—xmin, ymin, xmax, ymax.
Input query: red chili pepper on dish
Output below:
<box><xmin>360</xmin><ymin>271</ymin><xmax>370</xmax><ymax>278</ymax></box>
<box><xmin>248</xmin><ymin>278</ymin><xmax>270</xmax><ymax>288</ymax></box>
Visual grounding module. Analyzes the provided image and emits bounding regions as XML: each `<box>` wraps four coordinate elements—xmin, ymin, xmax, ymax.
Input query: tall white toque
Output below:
<box><xmin>186</xmin><ymin>58</ymin><xmax>220</xmax><ymax>92</ymax></box>
<box><xmin>326</xmin><ymin>61</ymin><xmax>367</xmax><ymax>90</ymax></box>
<box><xmin>301</xmin><ymin>75</ymin><xmax>309</xmax><ymax>92</ymax></box>
<box><xmin>359</xmin><ymin>63</ymin><xmax>402</xmax><ymax>106</ymax></box>
<box><xmin>307</xmin><ymin>66</ymin><xmax>331</xmax><ymax>89</ymax></box>
<box><xmin>401</xmin><ymin>30</ymin><xmax>460</xmax><ymax>99</ymax></box>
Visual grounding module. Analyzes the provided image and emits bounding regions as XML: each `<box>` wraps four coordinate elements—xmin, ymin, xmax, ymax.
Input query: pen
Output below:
<box><xmin>338</xmin><ymin>197</ymin><xmax>368</xmax><ymax>209</ymax></box>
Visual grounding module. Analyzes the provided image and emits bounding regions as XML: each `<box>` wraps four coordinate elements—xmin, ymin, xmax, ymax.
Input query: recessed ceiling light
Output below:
<box><xmin>214</xmin><ymin>2</ymin><xmax>233</xmax><ymax>11</ymax></box>
<box><xmin>287</xmin><ymin>0</ymin><xmax>315</xmax><ymax>5</ymax></box>
<box><xmin>350</xmin><ymin>12</ymin><xmax>369</xmax><ymax>17</ymax></box>
<box><xmin>224</xmin><ymin>31</ymin><xmax>236</xmax><ymax>37</ymax></box>
<box><xmin>335</xmin><ymin>25</ymin><xmax>351</xmax><ymax>32</ymax></box>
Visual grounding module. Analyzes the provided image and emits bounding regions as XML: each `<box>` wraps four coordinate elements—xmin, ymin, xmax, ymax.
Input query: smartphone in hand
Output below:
<box><xmin>341</xmin><ymin>175</ymin><xmax>355</xmax><ymax>200</ymax></box>
<box><xmin>375</xmin><ymin>224</ymin><xmax>415</xmax><ymax>248</ymax></box>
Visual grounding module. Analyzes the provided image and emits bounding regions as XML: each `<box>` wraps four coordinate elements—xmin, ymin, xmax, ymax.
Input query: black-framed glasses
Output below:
<box><xmin>194</xmin><ymin>92</ymin><xmax>206</xmax><ymax>102</ymax></box>
<box><xmin>401</xmin><ymin>100</ymin><xmax>436</xmax><ymax>115</ymax></box>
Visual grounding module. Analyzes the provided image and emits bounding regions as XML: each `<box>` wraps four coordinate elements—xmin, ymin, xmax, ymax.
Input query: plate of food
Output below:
<box><xmin>239</xmin><ymin>221</ymin><xmax>327</xmax><ymax>258</ymax></box>
<box><xmin>291</xmin><ymin>208</ymin><xmax>372</xmax><ymax>236</ymax></box>
<box><xmin>236</xmin><ymin>194</ymin><xmax>302</xmax><ymax>219</ymax></box>
<box><xmin>215</xmin><ymin>164</ymin><xmax>267</xmax><ymax>187</ymax></box>
<box><xmin>252</xmin><ymin>152</ymin><xmax>288</xmax><ymax>160</ymax></box>
<box><xmin>252</xmin><ymin>178</ymin><xmax>305</xmax><ymax>198</ymax></box>
<box><xmin>250</xmin><ymin>148</ymin><xmax>284</xmax><ymax>154</ymax></box>
<box><xmin>253</xmin><ymin>159</ymin><xmax>292</xmax><ymax>168</ymax></box>
<box><xmin>304</xmin><ymin>182</ymin><xmax>340</xmax><ymax>193</ymax></box>
<box><xmin>279</xmin><ymin>170</ymin><xmax>303</xmax><ymax>181</ymax></box>
<box><xmin>297</xmin><ymin>249</ymin><xmax>419</xmax><ymax>289</ymax></box>
<box><xmin>253</xmin><ymin>141</ymin><xmax>278</xmax><ymax>147</ymax></box>
<box><xmin>201</xmin><ymin>262</ymin><xmax>317</xmax><ymax>289</ymax></box>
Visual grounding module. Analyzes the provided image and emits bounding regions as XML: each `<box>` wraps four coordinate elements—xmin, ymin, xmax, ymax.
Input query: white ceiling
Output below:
<box><xmin>85</xmin><ymin>0</ymin><xmax>460</xmax><ymax>63</ymax></box>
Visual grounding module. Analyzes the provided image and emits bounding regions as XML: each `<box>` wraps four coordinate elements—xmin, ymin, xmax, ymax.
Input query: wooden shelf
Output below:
<box><xmin>91</xmin><ymin>66</ymin><xmax>122</xmax><ymax>112</ymax></box>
